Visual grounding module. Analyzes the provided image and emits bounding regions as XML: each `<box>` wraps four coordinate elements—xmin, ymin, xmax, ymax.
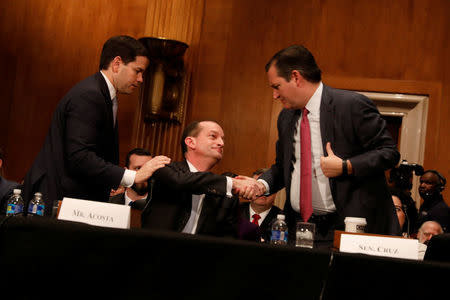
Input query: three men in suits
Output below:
<box><xmin>249</xmin><ymin>45</ymin><xmax>401</xmax><ymax>246</ymax></box>
<box><xmin>23</xmin><ymin>36</ymin><xmax>170</xmax><ymax>215</ymax></box>
<box><xmin>109</xmin><ymin>148</ymin><xmax>152</xmax><ymax>207</ymax></box>
<box><xmin>142</xmin><ymin>120</ymin><xmax>253</xmax><ymax>238</ymax></box>
<box><xmin>239</xmin><ymin>168</ymin><xmax>282</xmax><ymax>243</ymax></box>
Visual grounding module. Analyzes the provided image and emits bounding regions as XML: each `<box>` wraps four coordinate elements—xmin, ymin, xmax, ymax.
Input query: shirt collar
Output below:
<box><xmin>100</xmin><ymin>71</ymin><xmax>117</xmax><ymax>101</ymax></box>
<box><xmin>186</xmin><ymin>160</ymin><xmax>198</xmax><ymax>173</ymax></box>
<box><xmin>249</xmin><ymin>205</ymin><xmax>272</xmax><ymax>220</ymax></box>
<box><xmin>305</xmin><ymin>82</ymin><xmax>323</xmax><ymax>116</ymax></box>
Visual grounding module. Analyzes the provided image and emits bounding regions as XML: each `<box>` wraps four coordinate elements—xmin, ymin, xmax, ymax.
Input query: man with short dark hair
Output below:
<box><xmin>109</xmin><ymin>148</ymin><xmax>152</xmax><ymax>207</ymax></box>
<box><xmin>23</xmin><ymin>36</ymin><xmax>170</xmax><ymax>215</ymax></box>
<box><xmin>142</xmin><ymin>120</ymin><xmax>253</xmax><ymax>238</ymax></box>
<box><xmin>247</xmin><ymin>45</ymin><xmax>400</xmax><ymax>247</ymax></box>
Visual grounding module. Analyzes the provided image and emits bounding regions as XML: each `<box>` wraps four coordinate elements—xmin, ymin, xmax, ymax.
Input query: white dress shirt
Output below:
<box><xmin>182</xmin><ymin>160</ymin><xmax>205</xmax><ymax>234</ymax></box>
<box><xmin>249</xmin><ymin>206</ymin><xmax>271</xmax><ymax>226</ymax></box>
<box><xmin>290</xmin><ymin>82</ymin><xmax>335</xmax><ymax>215</ymax></box>
<box><xmin>259</xmin><ymin>82</ymin><xmax>335</xmax><ymax>215</ymax></box>
<box><xmin>100</xmin><ymin>71</ymin><xmax>135</xmax><ymax>188</ymax></box>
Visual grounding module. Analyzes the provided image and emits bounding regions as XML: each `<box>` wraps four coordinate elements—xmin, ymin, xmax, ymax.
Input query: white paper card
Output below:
<box><xmin>340</xmin><ymin>234</ymin><xmax>419</xmax><ymax>260</ymax></box>
<box><xmin>58</xmin><ymin>197</ymin><xmax>130</xmax><ymax>229</ymax></box>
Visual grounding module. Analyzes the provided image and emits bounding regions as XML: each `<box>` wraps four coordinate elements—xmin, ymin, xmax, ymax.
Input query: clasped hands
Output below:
<box><xmin>232</xmin><ymin>176</ymin><xmax>267</xmax><ymax>200</ymax></box>
<box><xmin>233</xmin><ymin>142</ymin><xmax>350</xmax><ymax>200</ymax></box>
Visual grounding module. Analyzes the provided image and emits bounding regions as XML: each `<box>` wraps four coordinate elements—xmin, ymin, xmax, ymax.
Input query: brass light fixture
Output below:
<box><xmin>138</xmin><ymin>37</ymin><xmax>189</xmax><ymax>124</ymax></box>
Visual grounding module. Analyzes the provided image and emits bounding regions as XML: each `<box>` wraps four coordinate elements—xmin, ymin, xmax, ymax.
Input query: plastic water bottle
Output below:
<box><xmin>270</xmin><ymin>214</ymin><xmax>288</xmax><ymax>245</ymax></box>
<box><xmin>6</xmin><ymin>189</ymin><xmax>24</xmax><ymax>216</ymax></box>
<box><xmin>27</xmin><ymin>192</ymin><xmax>45</xmax><ymax>217</ymax></box>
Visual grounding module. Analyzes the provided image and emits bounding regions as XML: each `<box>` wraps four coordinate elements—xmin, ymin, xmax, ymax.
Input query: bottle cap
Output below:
<box><xmin>277</xmin><ymin>214</ymin><xmax>285</xmax><ymax>220</ymax></box>
<box><xmin>13</xmin><ymin>189</ymin><xmax>21</xmax><ymax>194</ymax></box>
<box><xmin>34</xmin><ymin>192</ymin><xmax>42</xmax><ymax>197</ymax></box>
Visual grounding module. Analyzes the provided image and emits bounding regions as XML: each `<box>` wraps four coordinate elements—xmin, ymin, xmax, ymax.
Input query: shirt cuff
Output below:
<box><xmin>120</xmin><ymin>169</ymin><xmax>136</xmax><ymax>188</ymax></box>
<box><xmin>225</xmin><ymin>176</ymin><xmax>233</xmax><ymax>197</ymax></box>
<box><xmin>257</xmin><ymin>179</ymin><xmax>270</xmax><ymax>195</ymax></box>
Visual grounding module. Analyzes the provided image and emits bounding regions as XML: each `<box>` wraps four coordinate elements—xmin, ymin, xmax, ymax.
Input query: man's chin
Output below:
<box><xmin>131</xmin><ymin>183</ymin><xmax>148</xmax><ymax>196</ymax></box>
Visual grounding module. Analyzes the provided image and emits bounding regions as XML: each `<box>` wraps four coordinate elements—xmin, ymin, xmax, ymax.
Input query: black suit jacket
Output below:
<box><xmin>239</xmin><ymin>202</ymin><xmax>282</xmax><ymax>243</ymax></box>
<box><xmin>109</xmin><ymin>193</ymin><xmax>126</xmax><ymax>205</ymax></box>
<box><xmin>142</xmin><ymin>160</ymin><xmax>239</xmax><ymax>238</ymax></box>
<box><xmin>260</xmin><ymin>84</ymin><xmax>401</xmax><ymax>235</ymax></box>
<box><xmin>23</xmin><ymin>72</ymin><xmax>124</xmax><ymax>215</ymax></box>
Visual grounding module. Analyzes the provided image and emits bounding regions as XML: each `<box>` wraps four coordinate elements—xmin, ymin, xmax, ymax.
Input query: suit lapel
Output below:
<box><xmin>320</xmin><ymin>85</ymin><xmax>335</xmax><ymax>154</ymax></box>
<box><xmin>284</xmin><ymin>109</ymin><xmax>301</xmax><ymax>191</ymax></box>
<box><xmin>177</xmin><ymin>161</ymin><xmax>194</xmax><ymax>231</ymax></box>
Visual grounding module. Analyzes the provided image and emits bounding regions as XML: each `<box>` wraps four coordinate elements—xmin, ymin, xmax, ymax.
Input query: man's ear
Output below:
<box><xmin>291</xmin><ymin>70</ymin><xmax>304</xmax><ymax>87</ymax></box>
<box><xmin>185</xmin><ymin>137</ymin><xmax>196</xmax><ymax>151</ymax></box>
<box><xmin>111</xmin><ymin>56</ymin><xmax>123</xmax><ymax>73</ymax></box>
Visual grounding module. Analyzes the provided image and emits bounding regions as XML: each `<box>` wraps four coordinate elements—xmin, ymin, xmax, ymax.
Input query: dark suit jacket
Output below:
<box><xmin>109</xmin><ymin>193</ymin><xmax>126</xmax><ymax>205</ymax></box>
<box><xmin>260</xmin><ymin>84</ymin><xmax>401</xmax><ymax>235</ymax></box>
<box><xmin>142</xmin><ymin>160</ymin><xmax>239</xmax><ymax>238</ymax></box>
<box><xmin>23</xmin><ymin>72</ymin><xmax>124</xmax><ymax>215</ymax></box>
<box><xmin>0</xmin><ymin>176</ymin><xmax>20</xmax><ymax>214</ymax></box>
<box><xmin>239</xmin><ymin>202</ymin><xmax>282</xmax><ymax>243</ymax></box>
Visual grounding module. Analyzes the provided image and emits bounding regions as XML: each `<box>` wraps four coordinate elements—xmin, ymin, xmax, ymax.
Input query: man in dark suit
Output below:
<box><xmin>239</xmin><ymin>168</ymin><xmax>282</xmax><ymax>243</ymax></box>
<box><xmin>0</xmin><ymin>147</ymin><xmax>20</xmax><ymax>214</ymax></box>
<box><xmin>23</xmin><ymin>36</ymin><xmax>170</xmax><ymax>215</ymax></box>
<box><xmin>142</xmin><ymin>120</ymin><xmax>253</xmax><ymax>238</ymax></box>
<box><xmin>417</xmin><ymin>170</ymin><xmax>449</xmax><ymax>232</ymax></box>
<box><xmin>109</xmin><ymin>148</ymin><xmax>153</xmax><ymax>208</ymax></box>
<box><xmin>246</xmin><ymin>45</ymin><xmax>401</xmax><ymax>246</ymax></box>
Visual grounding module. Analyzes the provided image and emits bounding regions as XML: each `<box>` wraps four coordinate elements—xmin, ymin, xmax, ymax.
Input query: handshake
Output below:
<box><xmin>231</xmin><ymin>176</ymin><xmax>267</xmax><ymax>200</ymax></box>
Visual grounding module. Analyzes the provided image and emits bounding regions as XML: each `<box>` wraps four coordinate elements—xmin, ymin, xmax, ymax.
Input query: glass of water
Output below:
<box><xmin>295</xmin><ymin>222</ymin><xmax>315</xmax><ymax>248</ymax></box>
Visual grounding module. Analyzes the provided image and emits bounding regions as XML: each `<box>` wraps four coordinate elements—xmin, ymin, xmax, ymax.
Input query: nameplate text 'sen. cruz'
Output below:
<box><xmin>340</xmin><ymin>234</ymin><xmax>419</xmax><ymax>260</ymax></box>
<box><xmin>58</xmin><ymin>197</ymin><xmax>130</xmax><ymax>229</ymax></box>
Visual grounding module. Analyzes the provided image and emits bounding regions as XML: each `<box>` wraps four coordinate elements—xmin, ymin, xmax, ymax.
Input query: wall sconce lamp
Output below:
<box><xmin>138</xmin><ymin>37</ymin><xmax>189</xmax><ymax>124</ymax></box>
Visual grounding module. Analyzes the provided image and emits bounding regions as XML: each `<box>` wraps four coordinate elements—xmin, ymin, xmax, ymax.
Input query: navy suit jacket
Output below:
<box><xmin>142</xmin><ymin>160</ymin><xmax>239</xmax><ymax>238</ymax></box>
<box><xmin>239</xmin><ymin>202</ymin><xmax>282</xmax><ymax>243</ymax></box>
<box><xmin>23</xmin><ymin>72</ymin><xmax>124</xmax><ymax>215</ymax></box>
<box><xmin>260</xmin><ymin>84</ymin><xmax>401</xmax><ymax>235</ymax></box>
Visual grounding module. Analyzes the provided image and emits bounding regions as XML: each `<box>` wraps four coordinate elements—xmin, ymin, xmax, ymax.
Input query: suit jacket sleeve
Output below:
<box><xmin>64</xmin><ymin>90</ymin><xmax>124</xmax><ymax>187</ymax></box>
<box><xmin>151</xmin><ymin>162</ymin><xmax>228</xmax><ymax>196</ymax></box>
<box><xmin>259</xmin><ymin>109</ymin><xmax>294</xmax><ymax>194</ymax></box>
<box><xmin>346</xmin><ymin>93</ymin><xmax>400</xmax><ymax>177</ymax></box>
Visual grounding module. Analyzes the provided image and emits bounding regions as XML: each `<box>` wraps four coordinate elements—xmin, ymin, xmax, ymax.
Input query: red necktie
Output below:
<box><xmin>300</xmin><ymin>108</ymin><xmax>313</xmax><ymax>222</ymax></box>
<box><xmin>252</xmin><ymin>214</ymin><xmax>261</xmax><ymax>226</ymax></box>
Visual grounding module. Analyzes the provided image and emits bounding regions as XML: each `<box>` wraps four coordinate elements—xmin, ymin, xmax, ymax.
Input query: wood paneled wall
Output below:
<box><xmin>0</xmin><ymin>0</ymin><xmax>204</xmax><ymax>180</ymax></box>
<box><xmin>131</xmin><ymin>0</ymin><xmax>205</xmax><ymax>161</ymax></box>
<box><xmin>189</xmin><ymin>0</ymin><xmax>450</xmax><ymax>202</ymax></box>
<box><xmin>1</xmin><ymin>0</ymin><xmax>449</xmax><ymax>203</ymax></box>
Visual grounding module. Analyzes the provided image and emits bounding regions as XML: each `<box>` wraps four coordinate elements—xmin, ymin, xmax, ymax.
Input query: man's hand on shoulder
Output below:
<box><xmin>135</xmin><ymin>155</ymin><xmax>171</xmax><ymax>183</ymax></box>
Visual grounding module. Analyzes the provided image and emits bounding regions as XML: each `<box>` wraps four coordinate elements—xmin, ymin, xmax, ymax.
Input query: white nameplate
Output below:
<box><xmin>58</xmin><ymin>197</ymin><xmax>130</xmax><ymax>229</ymax></box>
<box><xmin>340</xmin><ymin>234</ymin><xmax>419</xmax><ymax>260</ymax></box>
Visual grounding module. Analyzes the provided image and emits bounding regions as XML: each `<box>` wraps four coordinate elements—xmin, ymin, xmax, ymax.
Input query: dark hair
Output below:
<box><xmin>99</xmin><ymin>35</ymin><xmax>148</xmax><ymax>70</ymax></box>
<box><xmin>389</xmin><ymin>187</ymin><xmax>418</xmax><ymax>235</ymax></box>
<box><xmin>180</xmin><ymin>120</ymin><xmax>219</xmax><ymax>154</ymax></box>
<box><xmin>265</xmin><ymin>45</ymin><xmax>321</xmax><ymax>83</ymax></box>
<box><xmin>125</xmin><ymin>148</ymin><xmax>151</xmax><ymax>168</ymax></box>
<box><xmin>252</xmin><ymin>168</ymin><xmax>269</xmax><ymax>177</ymax></box>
